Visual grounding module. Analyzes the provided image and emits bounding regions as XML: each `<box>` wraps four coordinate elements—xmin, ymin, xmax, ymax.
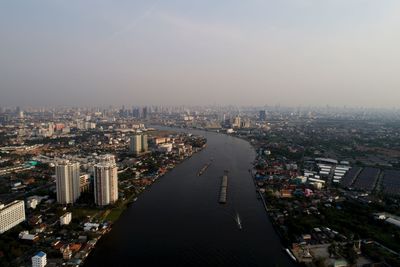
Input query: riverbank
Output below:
<box><xmin>78</xmin><ymin>141</ymin><xmax>207</xmax><ymax>265</ymax></box>
<box><xmin>250</xmin><ymin>166</ymin><xmax>299</xmax><ymax>264</ymax></box>
<box><xmin>109</xmin><ymin>145</ymin><xmax>207</xmax><ymax>223</ymax></box>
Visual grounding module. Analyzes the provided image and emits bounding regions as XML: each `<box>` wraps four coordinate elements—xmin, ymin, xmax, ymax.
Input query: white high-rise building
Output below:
<box><xmin>32</xmin><ymin>251</ymin><xmax>47</xmax><ymax>267</ymax></box>
<box><xmin>232</xmin><ymin>116</ymin><xmax>241</xmax><ymax>128</ymax></box>
<box><xmin>130</xmin><ymin>134</ymin><xmax>142</xmax><ymax>155</ymax></box>
<box><xmin>55</xmin><ymin>160</ymin><xmax>80</xmax><ymax>204</ymax></box>
<box><xmin>129</xmin><ymin>134</ymin><xmax>148</xmax><ymax>155</ymax></box>
<box><xmin>94</xmin><ymin>155</ymin><xmax>118</xmax><ymax>206</ymax></box>
<box><xmin>47</xmin><ymin>122</ymin><xmax>54</xmax><ymax>136</ymax></box>
<box><xmin>0</xmin><ymin>200</ymin><xmax>26</xmax><ymax>234</ymax></box>
<box><xmin>141</xmin><ymin>134</ymin><xmax>148</xmax><ymax>152</ymax></box>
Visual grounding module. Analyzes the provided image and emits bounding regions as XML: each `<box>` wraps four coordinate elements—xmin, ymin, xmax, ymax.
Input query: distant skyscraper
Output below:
<box><xmin>48</xmin><ymin>122</ymin><xmax>54</xmax><ymax>136</ymax></box>
<box><xmin>130</xmin><ymin>134</ymin><xmax>142</xmax><ymax>155</ymax></box>
<box><xmin>241</xmin><ymin>118</ymin><xmax>251</xmax><ymax>128</ymax></box>
<box><xmin>132</xmin><ymin>108</ymin><xmax>140</xmax><ymax>118</ymax></box>
<box><xmin>232</xmin><ymin>116</ymin><xmax>241</xmax><ymax>128</ymax></box>
<box><xmin>119</xmin><ymin>105</ymin><xmax>129</xmax><ymax>117</ymax></box>
<box><xmin>18</xmin><ymin>110</ymin><xmax>24</xmax><ymax>119</ymax></box>
<box><xmin>0</xmin><ymin>200</ymin><xmax>26</xmax><ymax>234</ymax></box>
<box><xmin>130</xmin><ymin>134</ymin><xmax>148</xmax><ymax>155</ymax></box>
<box><xmin>259</xmin><ymin>110</ymin><xmax>266</xmax><ymax>121</ymax></box>
<box><xmin>94</xmin><ymin>155</ymin><xmax>118</xmax><ymax>206</ymax></box>
<box><xmin>142</xmin><ymin>107</ymin><xmax>148</xmax><ymax>119</ymax></box>
<box><xmin>55</xmin><ymin>160</ymin><xmax>80</xmax><ymax>204</ymax></box>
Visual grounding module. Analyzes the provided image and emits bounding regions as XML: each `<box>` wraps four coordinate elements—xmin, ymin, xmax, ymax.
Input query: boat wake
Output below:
<box><xmin>236</xmin><ymin>213</ymin><xmax>242</xmax><ymax>230</ymax></box>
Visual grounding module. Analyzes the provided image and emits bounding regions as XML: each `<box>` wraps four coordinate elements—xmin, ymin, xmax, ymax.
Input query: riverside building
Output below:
<box><xmin>94</xmin><ymin>155</ymin><xmax>118</xmax><ymax>206</ymax></box>
<box><xmin>130</xmin><ymin>133</ymin><xmax>148</xmax><ymax>155</ymax></box>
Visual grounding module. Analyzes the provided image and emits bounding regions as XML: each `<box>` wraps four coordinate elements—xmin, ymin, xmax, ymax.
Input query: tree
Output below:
<box><xmin>346</xmin><ymin>246</ymin><xmax>358</xmax><ymax>265</ymax></box>
<box><xmin>328</xmin><ymin>242</ymin><xmax>338</xmax><ymax>258</ymax></box>
<box><xmin>313</xmin><ymin>257</ymin><xmax>327</xmax><ymax>267</ymax></box>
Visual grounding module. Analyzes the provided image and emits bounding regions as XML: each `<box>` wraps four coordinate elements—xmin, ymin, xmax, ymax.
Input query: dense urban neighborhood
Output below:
<box><xmin>1</xmin><ymin>106</ymin><xmax>400</xmax><ymax>266</ymax></box>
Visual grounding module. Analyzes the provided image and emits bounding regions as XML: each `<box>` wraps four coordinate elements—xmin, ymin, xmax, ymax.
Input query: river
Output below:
<box><xmin>84</xmin><ymin>128</ymin><xmax>297</xmax><ymax>267</ymax></box>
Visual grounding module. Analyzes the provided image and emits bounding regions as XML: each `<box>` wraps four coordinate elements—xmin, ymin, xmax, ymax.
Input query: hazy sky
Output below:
<box><xmin>1</xmin><ymin>0</ymin><xmax>400</xmax><ymax>107</ymax></box>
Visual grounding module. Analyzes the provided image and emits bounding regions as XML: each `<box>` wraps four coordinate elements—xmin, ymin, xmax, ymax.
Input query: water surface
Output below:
<box><xmin>84</xmin><ymin>128</ymin><xmax>296</xmax><ymax>267</ymax></box>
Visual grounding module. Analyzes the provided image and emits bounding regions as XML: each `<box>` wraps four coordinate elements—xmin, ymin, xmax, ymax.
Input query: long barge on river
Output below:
<box><xmin>197</xmin><ymin>159</ymin><xmax>213</xmax><ymax>176</ymax></box>
<box><xmin>219</xmin><ymin>173</ymin><xmax>228</xmax><ymax>204</ymax></box>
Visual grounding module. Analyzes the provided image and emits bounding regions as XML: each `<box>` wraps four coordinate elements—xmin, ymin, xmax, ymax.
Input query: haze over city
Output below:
<box><xmin>3</xmin><ymin>2</ymin><xmax>400</xmax><ymax>266</ymax></box>
<box><xmin>1</xmin><ymin>0</ymin><xmax>400</xmax><ymax>107</ymax></box>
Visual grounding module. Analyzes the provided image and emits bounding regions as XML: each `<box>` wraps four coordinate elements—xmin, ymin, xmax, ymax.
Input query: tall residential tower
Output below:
<box><xmin>129</xmin><ymin>134</ymin><xmax>148</xmax><ymax>155</ymax></box>
<box><xmin>94</xmin><ymin>155</ymin><xmax>118</xmax><ymax>206</ymax></box>
<box><xmin>55</xmin><ymin>160</ymin><xmax>80</xmax><ymax>204</ymax></box>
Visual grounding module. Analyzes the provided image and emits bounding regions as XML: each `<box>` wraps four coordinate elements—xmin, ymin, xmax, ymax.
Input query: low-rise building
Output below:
<box><xmin>19</xmin><ymin>230</ymin><xmax>39</xmax><ymax>242</ymax></box>
<box><xmin>26</xmin><ymin>198</ymin><xmax>38</xmax><ymax>209</ymax></box>
<box><xmin>158</xmin><ymin>143</ymin><xmax>173</xmax><ymax>153</ymax></box>
<box><xmin>62</xmin><ymin>246</ymin><xmax>72</xmax><ymax>260</ymax></box>
<box><xmin>60</xmin><ymin>212</ymin><xmax>72</xmax><ymax>225</ymax></box>
<box><xmin>32</xmin><ymin>251</ymin><xmax>47</xmax><ymax>267</ymax></box>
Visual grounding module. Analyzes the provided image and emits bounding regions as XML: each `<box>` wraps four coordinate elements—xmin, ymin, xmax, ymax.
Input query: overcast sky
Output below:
<box><xmin>1</xmin><ymin>0</ymin><xmax>399</xmax><ymax>107</ymax></box>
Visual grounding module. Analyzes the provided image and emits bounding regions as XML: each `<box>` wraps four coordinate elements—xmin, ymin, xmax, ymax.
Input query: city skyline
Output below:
<box><xmin>1</xmin><ymin>1</ymin><xmax>400</xmax><ymax>108</ymax></box>
<box><xmin>2</xmin><ymin>2</ymin><xmax>400</xmax><ymax>264</ymax></box>
<box><xmin>1</xmin><ymin>99</ymin><xmax>400</xmax><ymax>265</ymax></box>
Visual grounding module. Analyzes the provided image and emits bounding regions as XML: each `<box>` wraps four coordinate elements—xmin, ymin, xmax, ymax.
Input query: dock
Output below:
<box><xmin>219</xmin><ymin>175</ymin><xmax>228</xmax><ymax>203</ymax></box>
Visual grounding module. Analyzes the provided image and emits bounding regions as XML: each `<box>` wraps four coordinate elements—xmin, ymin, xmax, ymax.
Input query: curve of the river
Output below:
<box><xmin>84</xmin><ymin>128</ymin><xmax>297</xmax><ymax>267</ymax></box>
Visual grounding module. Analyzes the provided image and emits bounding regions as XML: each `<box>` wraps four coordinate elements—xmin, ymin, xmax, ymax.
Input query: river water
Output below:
<box><xmin>84</xmin><ymin>128</ymin><xmax>297</xmax><ymax>267</ymax></box>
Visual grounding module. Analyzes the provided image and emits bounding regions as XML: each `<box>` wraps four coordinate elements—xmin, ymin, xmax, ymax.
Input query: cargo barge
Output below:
<box><xmin>197</xmin><ymin>159</ymin><xmax>213</xmax><ymax>176</ymax></box>
<box><xmin>219</xmin><ymin>174</ymin><xmax>228</xmax><ymax>203</ymax></box>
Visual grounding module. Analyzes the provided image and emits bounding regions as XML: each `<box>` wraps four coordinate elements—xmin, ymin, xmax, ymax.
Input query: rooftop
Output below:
<box><xmin>35</xmin><ymin>251</ymin><xmax>46</xmax><ymax>258</ymax></box>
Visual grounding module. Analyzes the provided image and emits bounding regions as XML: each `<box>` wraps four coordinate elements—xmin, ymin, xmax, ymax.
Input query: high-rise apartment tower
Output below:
<box><xmin>94</xmin><ymin>155</ymin><xmax>118</xmax><ymax>206</ymax></box>
<box><xmin>55</xmin><ymin>160</ymin><xmax>80</xmax><ymax>204</ymax></box>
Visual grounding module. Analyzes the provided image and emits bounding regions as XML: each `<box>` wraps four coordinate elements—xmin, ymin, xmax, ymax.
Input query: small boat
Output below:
<box><xmin>198</xmin><ymin>161</ymin><xmax>212</xmax><ymax>176</ymax></box>
<box><xmin>285</xmin><ymin>248</ymin><xmax>297</xmax><ymax>262</ymax></box>
<box><xmin>236</xmin><ymin>213</ymin><xmax>242</xmax><ymax>230</ymax></box>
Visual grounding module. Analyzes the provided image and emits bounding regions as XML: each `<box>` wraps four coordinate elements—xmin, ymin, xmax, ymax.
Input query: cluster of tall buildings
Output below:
<box><xmin>55</xmin><ymin>155</ymin><xmax>118</xmax><ymax>207</ymax></box>
<box><xmin>259</xmin><ymin>110</ymin><xmax>266</xmax><ymax>121</ymax></box>
<box><xmin>119</xmin><ymin>106</ymin><xmax>149</xmax><ymax>119</ymax></box>
<box><xmin>129</xmin><ymin>133</ymin><xmax>148</xmax><ymax>155</ymax></box>
<box><xmin>230</xmin><ymin>116</ymin><xmax>251</xmax><ymax>129</ymax></box>
<box><xmin>55</xmin><ymin>134</ymin><xmax>149</xmax><ymax>207</ymax></box>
